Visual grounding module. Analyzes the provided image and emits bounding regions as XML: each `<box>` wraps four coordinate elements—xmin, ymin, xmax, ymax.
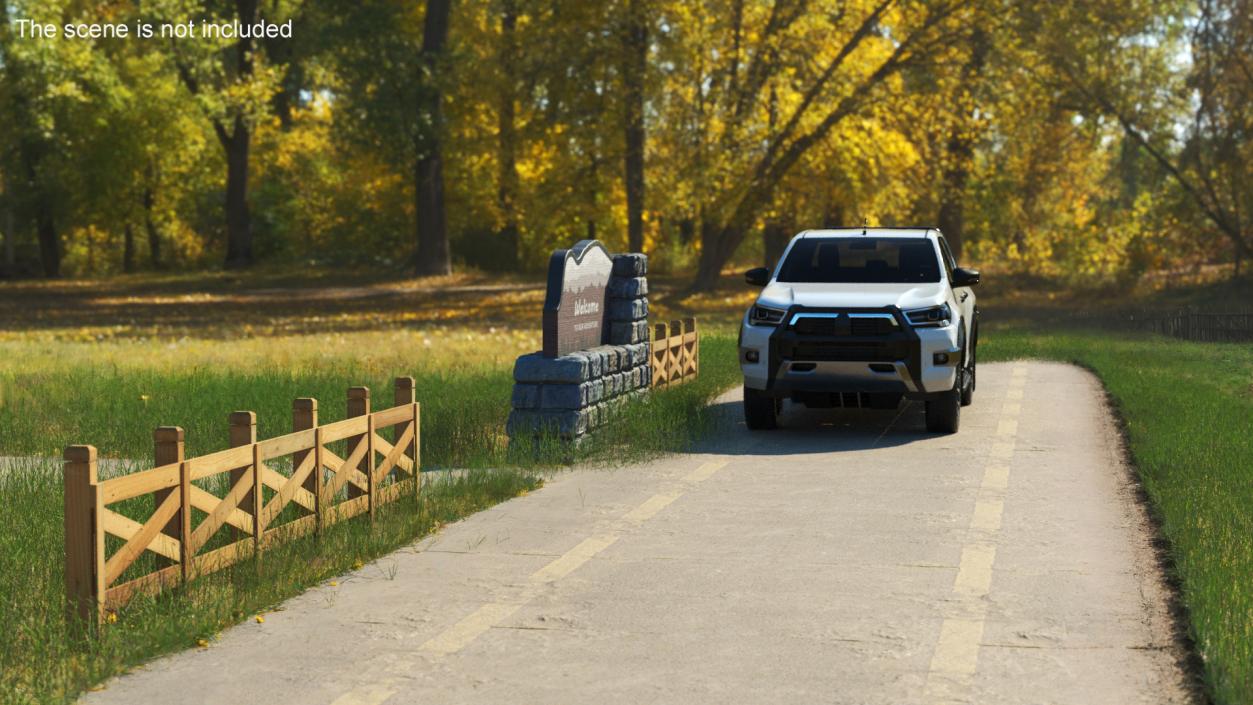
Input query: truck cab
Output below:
<box><xmin>739</xmin><ymin>228</ymin><xmax>979</xmax><ymax>433</ymax></box>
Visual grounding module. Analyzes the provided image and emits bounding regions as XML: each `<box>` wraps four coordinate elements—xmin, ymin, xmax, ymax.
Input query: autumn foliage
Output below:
<box><xmin>0</xmin><ymin>0</ymin><xmax>1248</xmax><ymax>286</ymax></box>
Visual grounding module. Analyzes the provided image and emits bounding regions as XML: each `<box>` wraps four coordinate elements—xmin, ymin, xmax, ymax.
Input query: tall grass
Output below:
<box><xmin>0</xmin><ymin>335</ymin><xmax>741</xmax><ymax>705</ymax></box>
<box><xmin>983</xmin><ymin>327</ymin><xmax>1253</xmax><ymax>704</ymax></box>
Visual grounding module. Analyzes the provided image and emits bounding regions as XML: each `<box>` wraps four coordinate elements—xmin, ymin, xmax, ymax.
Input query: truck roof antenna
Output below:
<box><xmin>861</xmin><ymin>216</ymin><xmax>868</xmax><ymax>235</ymax></box>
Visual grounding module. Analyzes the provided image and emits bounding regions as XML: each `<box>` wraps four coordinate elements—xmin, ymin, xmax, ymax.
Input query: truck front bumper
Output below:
<box><xmin>739</xmin><ymin>305</ymin><xmax>959</xmax><ymax>398</ymax></box>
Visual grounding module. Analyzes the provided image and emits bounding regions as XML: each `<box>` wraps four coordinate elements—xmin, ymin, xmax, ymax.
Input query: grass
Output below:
<box><xmin>0</xmin><ymin>306</ymin><xmax>742</xmax><ymax>704</ymax></box>
<box><xmin>981</xmin><ymin>325</ymin><xmax>1253</xmax><ymax>704</ymax></box>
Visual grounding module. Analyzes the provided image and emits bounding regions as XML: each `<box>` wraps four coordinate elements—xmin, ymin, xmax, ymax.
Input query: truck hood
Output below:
<box><xmin>757</xmin><ymin>281</ymin><xmax>947</xmax><ymax>311</ymax></box>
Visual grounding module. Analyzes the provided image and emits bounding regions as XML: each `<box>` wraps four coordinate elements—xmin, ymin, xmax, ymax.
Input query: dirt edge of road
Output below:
<box><xmin>1082</xmin><ymin>363</ymin><xmax>1207</xmax><ymax>702</ymax></box>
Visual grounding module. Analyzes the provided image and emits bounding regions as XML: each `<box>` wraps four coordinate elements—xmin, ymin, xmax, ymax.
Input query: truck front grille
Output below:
<box><xmin>791</xmin><ymin>343</ymin><xmax>902</xmax><ymax>362</ymax></box>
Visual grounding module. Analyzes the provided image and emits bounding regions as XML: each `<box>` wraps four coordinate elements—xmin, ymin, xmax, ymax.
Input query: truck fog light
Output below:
<box><xmin>745</xmin><ymin>350</ymin><xmax>760</xmax><ymax>363</ymax></box>
<box><xmin>933</xmin><ymin>352</ymin><xmax>950</xmax><ymax>365</ymax></box>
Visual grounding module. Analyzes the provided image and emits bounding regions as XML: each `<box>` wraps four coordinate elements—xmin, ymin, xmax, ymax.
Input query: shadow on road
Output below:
<box><xmin>691</xmin><ymin>398</ymin><xmax>940</xmax><ymax>457</ymax></box>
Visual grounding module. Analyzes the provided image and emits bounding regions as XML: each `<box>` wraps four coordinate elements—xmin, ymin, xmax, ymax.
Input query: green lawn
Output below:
<box><xmin>982</xmin><ymin>326</ymin><xmax>1253</xmax><ymax>703</ymax></box>
<box><xmin>0</xmin><ymin>334</ymin><xmax>742</xmax><ymax>705</ymax></box>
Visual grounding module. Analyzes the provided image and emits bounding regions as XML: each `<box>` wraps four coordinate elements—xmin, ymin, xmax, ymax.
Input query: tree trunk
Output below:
<box><xmin>222</xmin><ymin>0</ymin><xmax>258</xmax><ymax>269</ymax></box>
<box><xmin>415</xmin><ymin>152</ymin><xmax>449</xmax><ymax>276</ymax></box>
<box><xmin>144</xmin><ymin>185</ymin><xmax>162</xmax><ymax>268</ymax></box>
<box><xmin>35</xmin><ymin>197</ymin><xmax>58</xmax><ymax>278</ymax></box>
<box><xmin>224</xmin><ymin>123</ymin><xmax>253</xmax><ymax>268</ymax></box>
<box><xmin>496</xmin><ymin>0</ymin><xmax>520</xmax><ymax>269</ymax></box>
<box><xmin>936</xmin><ymin>175</ymin><xmax>967</xmax><ymax>258</ymax></box>
<box><xmin>763</xmin><ymin>221</ymin><xmax>789</xmax><ymax>268</ymax></box>
<box><xmin>935</xmin><ymin>29</ymin><xmax>990</xmax><ymax>260</ymax></box>
<box><xmin>414</xmin><ymin>0</ymin><xmax>453</xmax><ymax>277</ymax></box>
<box><xmin>693</xmin><ymin>223</ymin><xmax>739</xmax><ymax>290</ymax></box>
<box><xmin>2</xmin><ymin>191</ymin><xmax>13</xmax><ymax>275</ymax></box>
<box><xmin>123</xmin><ymin>223</ymin><xmax>136</xmax><ymax>273</ymax></box>
<box><xmin>621</xmin><ymin>0</ymin><xmax>648</xmax><ymax>254</ymax></box>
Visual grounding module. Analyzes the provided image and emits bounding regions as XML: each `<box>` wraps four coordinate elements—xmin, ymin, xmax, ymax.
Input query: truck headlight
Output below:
<box><xmin>749</xmin><ymin>304</ymin><xmax>786</xmax><ymax>326</ymax></box>
<box><xmin>905</xmin><ymin>303</ymin><xmax>951</xmax><ymax>328</ymax></box>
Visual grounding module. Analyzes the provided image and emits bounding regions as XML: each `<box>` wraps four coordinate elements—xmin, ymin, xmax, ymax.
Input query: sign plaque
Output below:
<box><xmin>543</xmin><ymin>240</ymin><xmax>613</xmax><ymax>357</ymax></box>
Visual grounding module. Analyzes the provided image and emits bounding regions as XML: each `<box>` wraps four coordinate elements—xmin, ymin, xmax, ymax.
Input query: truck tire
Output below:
<box><xmin>925</xmin><ymin>388</ymin><xmax>961</xmax><ymax>434</ymax></box>
<box><xmin>961</xmin><ymin>323</ymin><xmax>977</xmax><ymax>407</ymax></box>
<box><xmin>744</xmin><ymin>387</ymin><xmax>779</xmax><ymax>430</ymax></box>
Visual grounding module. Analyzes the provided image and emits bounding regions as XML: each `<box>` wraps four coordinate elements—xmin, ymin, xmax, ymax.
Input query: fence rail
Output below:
<box><xmin>652</xmin><ymin>318</ymin><xmax>699</xmax><ymax>388</ymax></box>
<box><xmin>64</xmin><ymin>377</ymin><xmax>421</xmax><ymax>625</ymax></box>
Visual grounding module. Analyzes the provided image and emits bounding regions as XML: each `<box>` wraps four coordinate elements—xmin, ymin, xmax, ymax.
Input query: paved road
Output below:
<box><xmin>83</xmin><ymin>362</ymin><xmax>1194</xmax><ymax>704</ymax></box>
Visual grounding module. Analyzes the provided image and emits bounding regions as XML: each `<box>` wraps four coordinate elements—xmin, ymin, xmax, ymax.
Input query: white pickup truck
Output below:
<box><xmin>738</xmin><ymin>228</ymin><xmax>979</xmax><ymax>433</ymax></box>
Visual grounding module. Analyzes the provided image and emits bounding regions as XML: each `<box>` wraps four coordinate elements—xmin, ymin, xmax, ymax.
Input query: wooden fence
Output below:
<box><xmin>64</xmin><ymin>378</ymin><xmax>421</xmax><ymax>625</ymax></box>
<box><xmin>652</xmin><ymin>318</ymin><xmax>699</xmax><ymax>388</ymax></box>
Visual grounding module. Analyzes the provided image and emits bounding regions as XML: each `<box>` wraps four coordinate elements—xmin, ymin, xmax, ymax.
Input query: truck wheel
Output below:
<box><xmin>744</xmin><ymin>387</ymin><xmax>779</xmax><ymax>430</ymax></box>
<box><xmin>960</xmin><ymin>345</ymin><xmax>976</xmax><ymax>407</ymax></box>
<box><xmin>925</xmin><ymin>388</ymin><xmax>961</xmax><ymax>434</ymax></box>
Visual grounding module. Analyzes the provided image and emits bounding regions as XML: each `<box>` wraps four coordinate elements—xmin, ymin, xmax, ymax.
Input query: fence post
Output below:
<box><xmin>293</xmin><ymin>398</ymin><xmax>318</xmax><ymax>531</ymax></box>
<box><xmin>683</xmin><ymin>317</ymin><xmax>697</xmax><ymax>377</ymax></box>
<box><xmin>252</xmin><ymin>441</ymin><xmax>263</xmax><ymax>556</ymax></box>
<box><xmin>670</xmin><ymin>320</ymin><xmax>682</xmax><ymax>384</ymax></box>
<box><xmin>229</xmin><ymin>412</ymin><xmax>257</xmax><ymax>546</ymax></box>
<box><xmin>653</xmin><ymin>323</ymin><xmax>668</xmax><ymax>388</ymax></box>
<box><xmin>179</xmin><ymin>458</ymin><xmax>191</xmax><ymax>581</ymax></box>
<box><xmin>153</xmin><ymin>427</ymin><xmax>184</xmax><ymax>572</ymax></box>
<box><xmin>394</xmin><ymin>378</ymin><xmax>416</xmax><ymax>495</ymax></box>
<box><xmin>347</xmin><ymin>387</ymin><xmax>371</xmax><ymax>508</ymax></box>
<box><xmin>64</xmin><ymin>445</ymin><xmax>104</xmax><ymax>626</ymax></box>
<box><xmin>692</xmin><ymin>318</ymin><xmax>700</xmax><ymax>377</ymax></box>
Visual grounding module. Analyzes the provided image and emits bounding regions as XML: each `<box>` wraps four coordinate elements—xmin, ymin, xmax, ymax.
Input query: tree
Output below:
<box><xmin>495</xmin><ymin>0</ymin><xmax>522</xmax><ymax>267</ymax></box>
<box><xmin>934</xmin><ymin>25</ymin><xmax>990</xmax><ymax>259</ymax></box>
<box><xmin>620</xmin><ymin>0</ymin><xmax>649</xmax><ymax>253</ymax></box>
<box><xmin>655</xmin><ymin>0</ymin><xmax>972</xmax><ymax>290</ymax></box>
<box><xmin>414</xmin><ymin>0</ymin><xmax>453</xmax><ymax>276</ymax></box>
<box><xmin>165</xmin><ymin>0</ymin><xmax>296</xmax><ymax>268</ymax></box>
<box><xmin>0</xmin><ymin>0</ymin><xmax>65</xmax><ymax>276</ymax></box>
<box><xmin>1028</xmin><ymin>0</ymin><xmax>1250</xmax><ymax>275</ymax></box>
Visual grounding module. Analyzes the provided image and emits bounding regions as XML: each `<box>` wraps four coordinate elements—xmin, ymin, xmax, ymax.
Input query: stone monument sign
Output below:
<box><xmin>543</xmin><ymin>239</ymin><xmax>614</xmax><ymax>357</ymax></box>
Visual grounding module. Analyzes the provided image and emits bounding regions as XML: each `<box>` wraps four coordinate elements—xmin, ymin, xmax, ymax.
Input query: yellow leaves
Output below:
<box><xmin>255</xmin><ymin>614</ymin><xmax>265</xmax><ymax>624</ymax></box>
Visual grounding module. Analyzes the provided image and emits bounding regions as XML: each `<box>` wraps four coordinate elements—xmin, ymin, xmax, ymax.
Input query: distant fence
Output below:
<box><xmin>1134</xmin><ymin>311</ymin><xmax>1253</xmax><ymax>343</ymax></box>
<box><xmin>652</xmin><ymin>318</ymin><xmax>699</xmax><ymax>388</ymax></box>
<box><xmin>64</xmin><ymin>378</ymin><xmax>420</xmax><ymax>625</ymax></box>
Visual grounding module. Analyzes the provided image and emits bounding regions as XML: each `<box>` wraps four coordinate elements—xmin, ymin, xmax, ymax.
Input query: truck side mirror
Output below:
<box><xmin>952</xmin><ymin>267</ymin><xmax>980</xmax><ymax>287</ymax></box>
<box><xmin>745</xmin><ymin>267</ymin><xmax>770</xmax><ymax>286</ymax></box>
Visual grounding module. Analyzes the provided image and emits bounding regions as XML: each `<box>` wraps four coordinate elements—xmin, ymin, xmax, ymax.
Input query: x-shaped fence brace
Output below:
<box><xmin>651</xmin><ymin>318</ymin><xmax>699</xmax><ymax>388</ymax></box>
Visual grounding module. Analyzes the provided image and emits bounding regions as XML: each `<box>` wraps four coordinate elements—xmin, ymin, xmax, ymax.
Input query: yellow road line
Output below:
<box><xmin>420</xmin><ymin>601</ymin><xmax>524</xmax><ymax>655</ymax></box>
<box><xmin>622</xmin><ymin>492</ymin><xmax>683</xmax><ymax>524</ymax></box>
<box><xmin>414</xmin><ymin>458</ymin><xmax>730</xmax><ymax>658</ymax></box>
<box><xmin>981</xmin><ymin>464</ymin><xmax>1009</xmax><ymax>491</ymax></box>
<box><xmin>530</xmin><ymin>534</ymin><xmax>620</xmax><ymax>583</ymax></box>
<box><xmin>953</xmin><ymin>543</ymin><xmax>997</xmax><ymax>597</ymax></box>
<box><xmin>929</xmin><ymin>618</ymin><xmax>986</xmax><ymax>675</ymax></box>
<box><xmin>925</xmin><ymin>364</ymin><xmax>1027</xmax><ymax>699</ymax></box>
<box><xmin>682</xmin><ymin>460</ymin><xmax>727</xmax><ymax>484</ymax></box>
<box><xmin>970</xmin><ymin>498</ymin><xmax>1004</xmax><ymax>532</ymax></box>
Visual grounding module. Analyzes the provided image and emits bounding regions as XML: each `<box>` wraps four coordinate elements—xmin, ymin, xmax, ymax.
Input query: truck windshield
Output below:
<box><xmin>776</xmin><ymin>238</ymin><xmax>941</xmax><ymax>283</ymax></box>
